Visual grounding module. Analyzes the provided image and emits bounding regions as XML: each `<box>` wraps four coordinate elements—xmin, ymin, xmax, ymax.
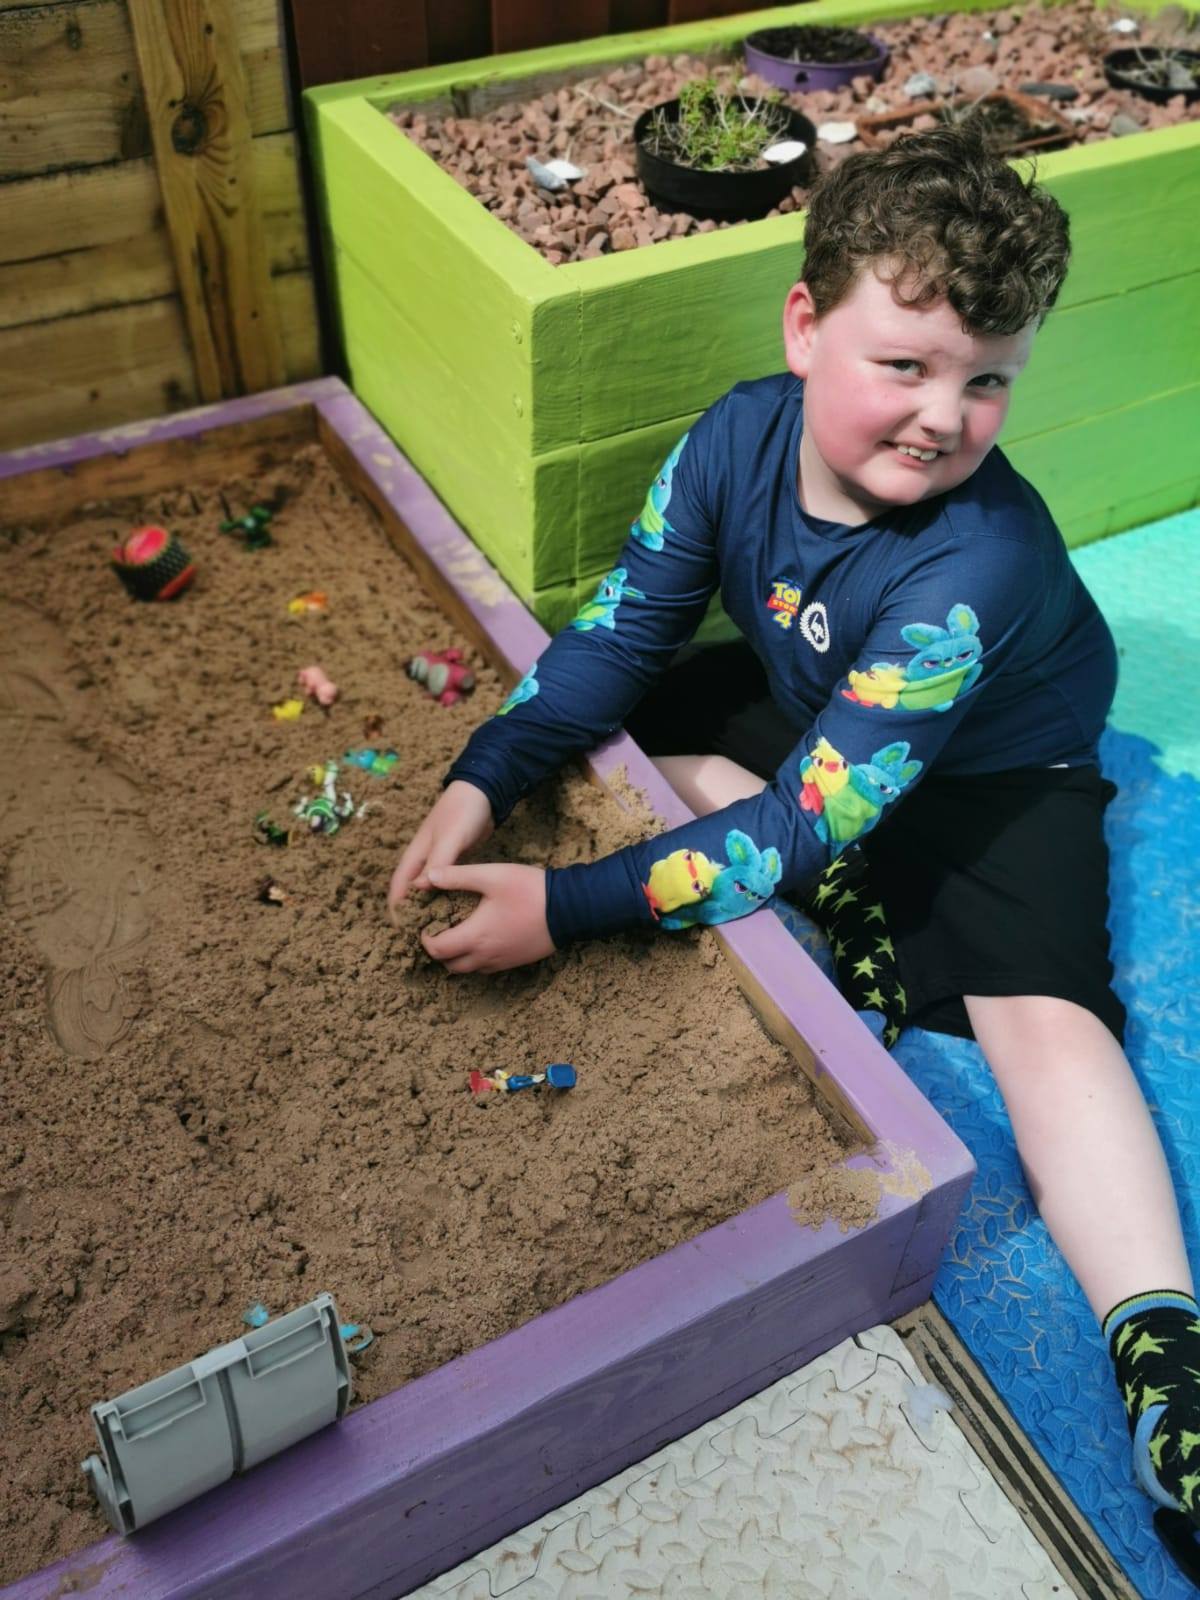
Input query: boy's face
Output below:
<box><xmin>782</xmin><ymin>262</ymin><xmax>1038</xmax><ymax>526</ymax></box>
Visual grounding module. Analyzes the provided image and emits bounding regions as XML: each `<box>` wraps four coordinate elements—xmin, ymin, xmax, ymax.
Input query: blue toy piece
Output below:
<box><xmin>545</xmin><ymin>1063</ymin><xmax>577</xmax><ymax>1089</ymax></box>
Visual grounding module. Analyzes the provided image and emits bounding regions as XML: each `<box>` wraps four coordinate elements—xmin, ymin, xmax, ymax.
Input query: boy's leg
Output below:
<box><xmin>964</xmin><ymin>992</ymin><xmax>1192</xmax><ymax>1318</ymax></box>
<box><xmin>650</xmin><ymin>754</ymin><xmax>766</xmax><ymax>814</ymax></box>
<box><xmin>966</xmin><ymin>992</ymin><xmax>1200</xmax><ymax>1521</ymax></box>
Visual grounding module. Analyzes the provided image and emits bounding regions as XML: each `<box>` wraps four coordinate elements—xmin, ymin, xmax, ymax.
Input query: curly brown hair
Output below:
<box><xmin>801</xmin><ymin>124</ymin><xmax>1071</xmax><ymax>335</ymax></box>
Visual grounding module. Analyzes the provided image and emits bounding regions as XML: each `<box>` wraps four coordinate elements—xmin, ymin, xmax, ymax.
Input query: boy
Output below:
<box><xmin>390</xmin><ymin>125</ymin><xmax>1200</xmax><ymax>1531</ymax></box>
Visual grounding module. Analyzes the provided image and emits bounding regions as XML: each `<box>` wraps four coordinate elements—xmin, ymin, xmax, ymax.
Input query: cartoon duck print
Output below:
<box><xmin>657</xmin><ymin>829</ymin><xmax>782</xmax><ymax>929</ymax></box>
<box><xmin>642</xmin><ymin>846</ymin><xmax>720</xmax><ymax>921</ymax></box>
<box><xmin>571</xmin><ymin>567</ymin><xmax>645</xmax><ymax>632</ymax></box>
<box><xmin>841</xmin><ymin>662</ymin><xmax>906</xmax><ymax>710</ymax></box>
<box><xmin>495</xmin><ymin>665</ymin><xmax>538</xmax><ymax>717</ymax></box>
<box><xmin>799</xmin><ymin>740</ymin><xmax>922</xmax><ymax>849</ymax></box>
<box><xmin>630</xmin><ymin>433</ymin><xmax>689</xmax><ymax>552</ymax></box>
<box><xmin>843</xmin><ymin>605</ymin><xmax>983</xmax><ymax>715</ymax></box>
<box><xmin>798</xmin><ymin>736</ymin><xmax>849</xmax><ymax>816</ymax></box>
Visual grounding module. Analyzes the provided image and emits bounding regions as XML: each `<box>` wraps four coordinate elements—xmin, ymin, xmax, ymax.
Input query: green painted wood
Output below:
<box><xmin>333</xmin><ymin>246</ymin><xmax>539</xmax><ymax>591</ymax></box>
<box><xmin>1007</xmin><ymin>381</ymin><xmax>1200</xmax><ymax>540</ymax></box>
<box><xmin>1061</xmin><ymin>473</ymin><xmax>1200</xmax><ymax>548</ymax></box>
<box><xmin>1004</xmin><ymin>270</ymin><xmax>1200</xmax><ymax>443</ymax></box>
<box><xmin>570</xmin><ymin>217</ymin><xmax>801</xmax><ymax>442</ymax></box>
<box><xmin>576</xmin><ymin>409</ymin><xmax>700</xmax><ymax>573</ymax></box>
<box><xmin>1043</xmin><ymin>124</ymin><xmax>1200</xmax><ymax>313</ymax></box>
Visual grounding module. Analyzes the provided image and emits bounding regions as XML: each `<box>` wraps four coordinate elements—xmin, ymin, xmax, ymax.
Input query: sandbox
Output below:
<box><xmin>0</xmin><ymin>380</ymin><xmax>971</xmax><ymax>1600</ymax></box>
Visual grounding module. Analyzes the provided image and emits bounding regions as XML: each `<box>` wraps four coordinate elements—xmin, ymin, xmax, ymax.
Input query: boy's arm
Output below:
<box><xmin>546</xmin><ymin>533</ymin><xmax>1045</xmax><ymax>945</ymax></box>
<box><xmin>443</xmin><ymin>420</ymin><xmax>721</xmax><ymax>824</ymax></box>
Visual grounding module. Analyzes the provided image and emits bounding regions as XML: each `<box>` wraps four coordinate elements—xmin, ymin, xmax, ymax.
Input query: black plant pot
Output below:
<box><xmin>633</xmin><ymin>99</ymin><xmax>817</xmax><ymax>221</ymax></box>
<box><xmin>1102</xmin><ymin>47</ymin><xmax>1200</xmax><ymax>104</ymax></box>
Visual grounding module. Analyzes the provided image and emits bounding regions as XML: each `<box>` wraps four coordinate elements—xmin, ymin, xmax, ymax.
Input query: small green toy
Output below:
<box><xmin>220</xmin><ymin>504</ymin><xmax>274</xmax><ymax>550</ymax></box>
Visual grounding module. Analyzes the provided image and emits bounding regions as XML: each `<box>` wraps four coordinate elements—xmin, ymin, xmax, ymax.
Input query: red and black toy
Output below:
<box><xmin>112</xmin><ymin>525</ymin><xmax>197</xmax><ymax>601</ymax></box>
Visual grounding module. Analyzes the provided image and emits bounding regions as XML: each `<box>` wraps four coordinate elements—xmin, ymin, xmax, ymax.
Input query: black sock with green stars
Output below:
<box><xmin>1104</xmin><ymin>1289</ymin><xmax>1200</xmax><ymax>1523</ymax></box>
<box><xmin>798</xmin><ymin>848</ymin><xmax>907</xmax><ymax>1048</ymax></box>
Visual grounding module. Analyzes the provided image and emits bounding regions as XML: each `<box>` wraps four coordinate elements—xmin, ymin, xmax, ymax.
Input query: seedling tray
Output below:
<box><xmin>305</xmin><ymin>0</ymin><xmax>1200</xmax><ymax>638</ymax></box>
<box><xmin>0</xmin><ymin>379</ymin><xmax>971</xmax><ymax>1600</ymax></box>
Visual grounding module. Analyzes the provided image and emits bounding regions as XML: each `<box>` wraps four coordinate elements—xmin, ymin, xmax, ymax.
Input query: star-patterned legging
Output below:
<box><xmin>798</xmin><ymin>847</ymin><xmax>907</xmax><ymax>1047</ymax></box>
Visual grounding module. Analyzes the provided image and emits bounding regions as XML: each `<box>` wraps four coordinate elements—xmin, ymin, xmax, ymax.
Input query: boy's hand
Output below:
<box><xmin>420</xmin><ymin>864</ymin><xmax>554</xmax><ymax>974</ymax></box>
<box><xmin>388</xmin><ymin>780</ymin><xmax>495</xmax><ymax>916</ymax></box>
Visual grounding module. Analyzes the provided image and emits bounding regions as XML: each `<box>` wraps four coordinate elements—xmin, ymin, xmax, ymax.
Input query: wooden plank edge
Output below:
<box><xmin>0</xmin><ymin>380</ymin><xmax>973</xmax><ymax>1600</ymax></box>
<box><xmin>0</xmin><ymin>377</ymin><xmax>342</xmax><ymax>496</ymax></box>
<box><xmin>894</xmin><ymin>1303</ymin><xmax>1144</xmax><ymax>1600</ymax></box>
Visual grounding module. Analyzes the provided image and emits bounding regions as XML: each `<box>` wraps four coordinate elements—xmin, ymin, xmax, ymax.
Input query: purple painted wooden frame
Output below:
<box><xmin>2</xmin><ymin>381</ymin><xmax>973</xmax><ymax>1600</ymax></box>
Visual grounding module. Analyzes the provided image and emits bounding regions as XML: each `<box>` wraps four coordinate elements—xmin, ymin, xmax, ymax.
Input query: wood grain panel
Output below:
<box><xmin>0</xmin><ymin>0</ymin><xmax>289</xmax><ymax>181</ymax></box>
<box><xmin>127</xmin><ymin>0</ymin><xmax>286</xmax><ymax>397</ymax></box>
<box><xmin>0</xmin><ymin>268</ymin><xmax>318</xmax><ymax>450</ymax></box>
<box><xmin>0</xmin><ymin>133</ymin><xmax>309</xmax><ymax>330</ymax></box>
<box><xmin>491</xmin><ymin>0</ymin><xmax>612</xmax><ymax>54</ymax></box>
<box><xmin>288</xmin><ymin>0</ymin><xmax>428</xmax><ymax>88</ymax></box>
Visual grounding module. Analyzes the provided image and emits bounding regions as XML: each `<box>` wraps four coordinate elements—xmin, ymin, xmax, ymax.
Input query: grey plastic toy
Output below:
<box><xmin>82</xmin><ymin>1292</ymin><xmax>352</xmax><ymax>1534</ymax></box>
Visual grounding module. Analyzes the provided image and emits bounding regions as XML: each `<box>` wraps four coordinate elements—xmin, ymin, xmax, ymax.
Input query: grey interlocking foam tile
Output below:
<box><xmin>411</xmin><ymin>1326</ymin><xmax>1077</xmax><ymax>1599</ymax></box>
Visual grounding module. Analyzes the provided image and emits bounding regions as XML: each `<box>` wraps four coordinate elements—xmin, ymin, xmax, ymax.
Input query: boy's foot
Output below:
<box><xmin>1104</xmin><ymin>1290</ymin><xmax>1200</xmax><ymax>1523</ymax></box>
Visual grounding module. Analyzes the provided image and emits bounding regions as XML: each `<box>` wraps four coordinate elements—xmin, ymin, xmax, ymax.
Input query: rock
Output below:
<box><xmin>817</xmin><ymin>120</ymin><xmax>858</xmax><ymax>144</ymax></box>
<box><xmin>610</xmin><ymin>225</ymin><xmax>637</xmax><ymax>251</ymax></box>
<box><xmin>912</xmin><ymin>112</ymin><xmax>939</xmax><ymax>131</ymax></box>
<box><xmin>957</xmin><ymin>64</ymin><xmax>999</xmax><ymax>96</ymax></box>
<box><xmin>1110</xmin><ymin>112</ymin><xmax>1144</xmax><ymax>136</ymax></box>
<box><xmin>904</xmin><ymin>71</ymin><xmax>938</xmax><ymax>98</ymax></box>
<box><xmin>609</xmin><ymin>181</ymin><xmax>646</xmax><ymax>210</ymax></box>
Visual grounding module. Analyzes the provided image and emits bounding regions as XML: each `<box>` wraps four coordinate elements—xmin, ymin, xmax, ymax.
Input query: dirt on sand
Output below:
<box><xmin>0</xmin><ymin>444</ymin><xmax>873</xmax><ymax>1585</ymax></box>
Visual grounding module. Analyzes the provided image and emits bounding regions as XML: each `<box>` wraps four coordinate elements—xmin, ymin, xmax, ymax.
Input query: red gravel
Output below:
<box><xmin>389</xmin><ymin>0</ymin><xmax>1200</xmax><ymax>265</ymax></box>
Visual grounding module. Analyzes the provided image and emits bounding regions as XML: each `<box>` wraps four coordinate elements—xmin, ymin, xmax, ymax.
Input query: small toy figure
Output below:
<box><xmin>292</xmin><ymin>759</ymin><xmax>358</xmax><ymax>837</ymax></box>
<box><xmin>469</xmin><ymin>1063</ymin><xmax>577</xmax><ymax>1096</ymax></box>
<box><xmin>343</xmin><ymin>746</ymin><xmax>398</xmax><ymax>777</ymax></box>
<box><xmin>297</xmin><ymin>664</ymin><xmax>338</xmax><ymax>708</ymax></box>
<box><xmin>407</xmin><ymin>647</ymin><xmax>475</xmax><ymax>707</ymax></box>
<box><xmin>287</xmin><ymin>591</ymin><xmax>327</xmax><ymax>617</ymax></box>
<box><xmin>252</xmin><ymin>812</ymin><xmax>291</xmax><ymax>848</ymax></box>
<box><xmin>112</xmin><ymin>525</ymin><xmax>197</xmax><ymax>601</ymax></box>
<box><xmin>272</xmin><ymin>698</ymin><xmax>305</xmax><ymax>722</ymax></box>
<box><xmin>220</xmin><ymin>504</ymin><xmax>274</xmax><ymax>550</ymax></box>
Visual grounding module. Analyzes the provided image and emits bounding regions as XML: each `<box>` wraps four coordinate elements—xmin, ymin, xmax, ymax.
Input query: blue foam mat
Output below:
<box><xmin>776</xmin><ymin>505</ymin><xmax>1200</xmax><ymax>1595</ymax></box>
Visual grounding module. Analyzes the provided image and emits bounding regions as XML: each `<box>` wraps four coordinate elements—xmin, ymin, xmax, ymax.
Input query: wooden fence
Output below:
<box><xmin>287</xmin><ymin>0</ymin><xmax>782</xmax><ymax>88</ymax></box>
<box><xmin>0</xmin><ymin>0</ymin><xmax>321</xmax><ymax>454</ymax></box>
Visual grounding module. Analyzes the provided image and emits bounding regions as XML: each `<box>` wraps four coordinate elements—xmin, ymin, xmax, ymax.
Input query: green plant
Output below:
<box><xmin>643</xmin><ymin>76</ymin><xmax>788</xmax><ymax>174</ymax></box>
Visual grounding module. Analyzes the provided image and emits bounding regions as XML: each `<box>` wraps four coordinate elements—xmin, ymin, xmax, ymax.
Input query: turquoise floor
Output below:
<box><xmin>779</xmin><ymin>506</ymin><xmax>1200</xmax><ymax>1596</ymax></box>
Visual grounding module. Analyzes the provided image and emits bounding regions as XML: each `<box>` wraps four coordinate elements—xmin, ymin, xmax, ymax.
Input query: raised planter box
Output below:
<box><xmin>306</xmin><ymin>0</ymin><xmax>1200</xmax><ymax>638</ymax></box>
<box><xmin>0</xmin><ymin>379</ymin><xmax>972</xmax><ymax>1600</ymax></box>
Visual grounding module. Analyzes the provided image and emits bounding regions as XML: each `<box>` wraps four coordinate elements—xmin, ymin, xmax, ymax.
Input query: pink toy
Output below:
<box><xmin>406</xmin><ymin>647</ymin><xmax>475</xmax><ymax>707</ymax></box>
<box><xmin>297</xmin><ymin>664</ymin><xmax>338</xmax><ymax>708</ymax></box>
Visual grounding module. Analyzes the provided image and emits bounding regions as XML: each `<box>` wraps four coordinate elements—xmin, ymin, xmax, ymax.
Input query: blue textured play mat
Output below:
<box><xmin>779</xmin><ymin>507</ymin><xmax>1200</xmax><ymax>1597</ymax></box>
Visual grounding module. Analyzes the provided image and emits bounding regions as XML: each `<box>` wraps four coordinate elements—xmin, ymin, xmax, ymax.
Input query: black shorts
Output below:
<box><xmin>624</xmin><ymin>640</ymin><xmax>1126</xmax><ymax>1046</ymax></box>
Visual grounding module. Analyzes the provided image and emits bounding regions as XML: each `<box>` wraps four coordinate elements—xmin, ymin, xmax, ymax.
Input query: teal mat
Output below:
<box><xmin>1071</xmin><ymin>507</ymin><xmax>1200</xmax><ymax>776</ymax></box>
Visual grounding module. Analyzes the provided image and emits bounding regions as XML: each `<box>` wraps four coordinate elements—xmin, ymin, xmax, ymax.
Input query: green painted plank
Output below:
<box><xmin>572</xmin><ymin>218</ymin><xmax>801</xmax><ymax>442</ymax></box>
<box><xmin>1007</xmin><ymin>381</ymin><xmax>1200</xmax><ymax>539</ymax></box>
<box><xmin>334</xmin><ymin>246</ymin><xmax>538</xmax><ymax>593</ymax></box>
<box><xmin>313</xmin><ymin>98</ymin><xmax>583</xmax><ymax>459</ymax></box>
<box><xmin>313</xmin><ymin>98</ymin><xmax>583</xmax><ymax>454</ymax></box>
<box><xmin>1039</xmin><ymin>124</ymin><xmax>1200</xmax><ymax>312</ymax></box>
<box><xmin>1004</xmin><ymin>271</ymin><xmax>1200</xmax><ymax>443</ymax></box>
<box><xmin>1061</xmin><ymin>473</ymin><xmax>1200</xmax><ymax>547</ymax></box>
<box><xmin>575</xmin><ymin>411</ymin><xmax>701</xmax><ymax>574</ymax></box>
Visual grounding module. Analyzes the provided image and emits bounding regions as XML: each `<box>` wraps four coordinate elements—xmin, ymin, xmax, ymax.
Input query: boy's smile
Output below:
<box><xmin>783</xmin><ymin>263</ymin><xmax>1037</xmax><ymax>527</ymax></box>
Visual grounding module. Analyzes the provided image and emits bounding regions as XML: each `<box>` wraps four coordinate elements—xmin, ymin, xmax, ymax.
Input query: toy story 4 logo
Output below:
<box><xmin>766</xmin><ymin>578</ymin><xmax>830</xmax><ymax>653</ymax></box>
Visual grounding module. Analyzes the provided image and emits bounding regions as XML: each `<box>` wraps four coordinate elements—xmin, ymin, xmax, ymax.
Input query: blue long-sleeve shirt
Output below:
<box><xmin>445</xmin><ymin>373</ymin><xmax>1118</xmax><ymax>948</ymax></box>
